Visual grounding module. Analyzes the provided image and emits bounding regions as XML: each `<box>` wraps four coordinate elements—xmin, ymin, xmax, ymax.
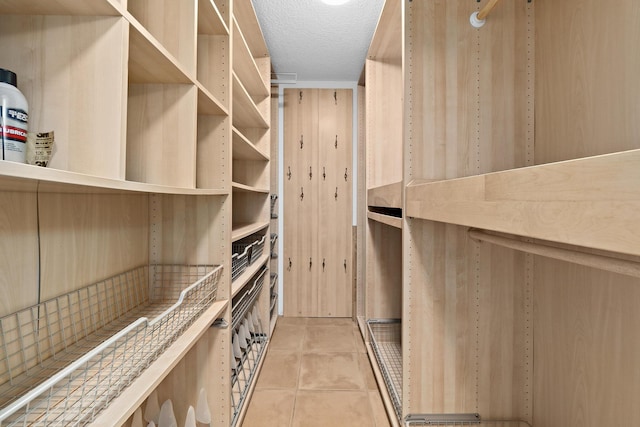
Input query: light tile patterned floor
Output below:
<box><xmin>242</xmin><ymin>317</ymin><xmax>391</xmax><ymax>427</ymax></box>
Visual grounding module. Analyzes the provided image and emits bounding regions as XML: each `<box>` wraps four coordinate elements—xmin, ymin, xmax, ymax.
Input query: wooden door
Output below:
<box><xmin>317</xmin><ymin>89</ymin><xmax>353</xmax><ymax>316</ymax></box>
<box><xmin>283</xmin><ymin>88</ymin><xmax>353</xmax><ymax>317</ymax></box>
<box><xmin>283</xmin><ymin>89</ymin><xmax>320</xmax><ymax>316</ymax></box>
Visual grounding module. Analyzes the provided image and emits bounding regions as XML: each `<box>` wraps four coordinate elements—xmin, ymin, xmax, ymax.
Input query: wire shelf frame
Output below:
<box><xmin>0</xmin><ymin>264</ymin><xmax>222</xmax><ymax>426</ymax></box>
<box><xmin>405</xmin><ymin>418</ymin><xmax>531</xmax><ymax>427</ymax></box>
<box><xmin>233</xmin><ymin>233</ymin><xmax>267</xmax><ymax>267</ymax></box>
<box><xmin>231</xmin><ymin>267</ymin><xmax>266</xmax><ymax>331</ymax></box>
<box><xmin>232</xmin><ymin>248</ymin><xmax>250</xmax><ymax>281</ymax></box>
<box><xmin>230</xmin><ymin>312</ymin><xmax>266</xmax><ymax>427</ymax></box>
<box><xmin>367</xmin><ymin>319</ymin><xmax>402</xmax><ymax>425</ymax></box>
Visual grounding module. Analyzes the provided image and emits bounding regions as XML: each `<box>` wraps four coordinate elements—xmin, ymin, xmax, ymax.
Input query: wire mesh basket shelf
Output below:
<box><xmin>232</xmin><ymin>247</ymin><xmax>250</xmax><ymax>281</ymax></box>
<box><xmin>231</xmin><ymin>267</ymin><xmax>266</xmax><ymax>331</ymax></box>
<box><xmin>0</xmin><ymin>264</ymin><xmax>222</xmax><ymax>426</ymax></box>
<box><xmin>367</xmin><ymin>319</ymin><xmax>402</xmax><ymax>425</ymax></box>
<box><xmin>233</xmin><ymin>233</ymin><xmax>266</xmax><ymax>266</ymax></box>
<box><xmin>405</xmin><ymin>415</ymin><xmax>531</xmax><ymax>426</ymax></box>
<box><xmin>231</xmin><ymin>304</ymin><xmax>266</xmax><ymax>427</ymax></box>
<box><xmin>270</xmin><ymin>273</ymin><xmax>277</xmax><ymax>293</ymax></box>
<box><xmin>248</xmin><ymin>235</ymin><xmax>266</xmax><ymax>263</ymax></box>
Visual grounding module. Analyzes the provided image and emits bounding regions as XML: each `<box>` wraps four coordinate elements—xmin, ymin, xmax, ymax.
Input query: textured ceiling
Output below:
<box><xmin>252</xmin><ymin>0</ymin><xmax>384</xmax><ymax>82</ymax></box>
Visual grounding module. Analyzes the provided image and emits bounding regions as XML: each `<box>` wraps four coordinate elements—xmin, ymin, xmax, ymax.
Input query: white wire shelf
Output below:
<box><xmin>0</xmin><ymin>264</ymin><xmax>222</xmax><ymax>426</ymax></box>
<box><xmin>367</xmin><ymin>319</ymin><xmax>402</xmax><ymax>424</ymax></box>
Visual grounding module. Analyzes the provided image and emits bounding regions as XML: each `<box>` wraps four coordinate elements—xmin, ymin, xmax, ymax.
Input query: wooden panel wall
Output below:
<box><xmin>150</xmin><ymin>195</ymin><xmax>228</xmax><ymax>268</ymax></box>
<box><xmin>534</xmin><ymin>259</ymin><xmax>640</xmax><ymax>426</ymax></box>
<box><xmin>535</xmin><ymin>0</ymin><xmax>640</xmax><ymax>164</ymax></box>
<box><xmin>39</xmin><ymin>193</ymin><xmax>149</xmax><ymax>300</ymax></box>
<box><xmin>366</xmin><ymin>221</ymin><xmax>402</xmax><ymax>320</ymax></box>
<box><xmin>0</xmin><ymin>190</ymin><xmax>39</xmax><ymax>317</ymax></box>
<box><xmin>406</xmin><ymin>0</ymin><xmax>530</xmax><ymax>181</ymax></box>
<box><xmin>366</xmin><ymin>58</ymin><xmax>403</xmax><ymax>188</ymax></box>
<box><xmin>405</xmin><ymin>222</ymin><xmax>530</xmax><ymax>420</ymax></box>
<box><xmin>403</xmin><ymin>0</ymin><xmax>532</xmax><ymax>421</ymax></box>
<box><xmin>531</xmin><ymin>1</ymin><xmax>640</xmax><ymax>425</ymax></box>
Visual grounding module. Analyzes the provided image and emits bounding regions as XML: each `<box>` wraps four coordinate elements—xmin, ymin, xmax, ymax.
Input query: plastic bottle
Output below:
<box><xmin>0</xmin><ymin>68</ymin><xmax>29</xmax><ymax>163</ymax></box>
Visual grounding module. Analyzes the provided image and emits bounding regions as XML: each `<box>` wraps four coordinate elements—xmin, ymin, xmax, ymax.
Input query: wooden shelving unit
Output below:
<box><xmin>359</xmin><ymin>0</ymin><xmax>640</xmax><ymax>425</ymax></box>
<box><xmin>269</xmin><ymin>86</ymin><xmax>280</xmax><ymax>332</ymax></box>
<box><xmin>358</xmin><ymin>1</ymin><xmax>404</xmax><ymax>422</ymax></box>
<box><xmin>0</xmin><ymin>0</ymin><xmax>270</xmax><ymax>425</ymax></box>
<box><xmin>229</xmin><ymin>2</ymin><xmax>271</xmax><ymax>424</ymax></box>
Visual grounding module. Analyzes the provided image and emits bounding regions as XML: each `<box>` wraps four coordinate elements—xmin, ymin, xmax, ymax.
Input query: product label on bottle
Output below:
<box><xmin>6</xmin><ymin>108</ymin><xmax>28</xmax><ymax>124</ymax></box>
<box><xmin>0</xmin><ymin>125</ymin><xmax>27</xmax><ymax>143</ymax></box>
<box><xmin>1</xmin><ymin>106</ymin><xmax>29</xmax><ymax>162</ymax></box>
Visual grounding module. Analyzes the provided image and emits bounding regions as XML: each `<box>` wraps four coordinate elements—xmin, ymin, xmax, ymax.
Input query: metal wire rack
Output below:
<box><xmin>269</xmin><ymin>273</ymin><xmax>277</xmax><ymax>318</ymax></box>
<box><xmin>233</xmin><ymin>233</ymin><xmax>266</xmax><ymax>266</ymax></box>
<box><xmin>405</xmin><ymin>416</ymin><xmax>531</xmax><ymax>427</ymax></box>
<box><xmin>230</xmin><ymin>306</ymin><xmax>266</xmax><ymax>427</ymax></box>
<box><xmin>367</xmin><ymin>319</ymin><xmax>402</xmax><ymax>425</ymax></box>
<box><xmin>231</xmin><ymin>267</ymin><xmax>266</xmax><ymax>331</ymax></box>
<box><xmin>0</xmin><ymin>264</ymin><xmax>222</xmax><ymax>426</ymax></box>
<box><xmin>230</xmin><ymin>263</ymin><xmax>267</xmax><ymax>427</ymax></box>
<box><xmin>232</xmin><ymin>248</ymin><xmax>250</xmax><ymax>281</ymax></box>
<box><xmin>249</xmin><ymin>235</ymin><xmax>266</xmax><ymax>263</ymax></box>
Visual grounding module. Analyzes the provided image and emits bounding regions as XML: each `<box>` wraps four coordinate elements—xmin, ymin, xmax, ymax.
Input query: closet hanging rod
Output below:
<box><xmin>470</xmin><ymin>0</ymin><xmax>502</xmax><ymax>28</ymax></box>
<box><xmin>469</xmin><ymin>229</ymin><xmax>640</xmax><ymax>279</ymax></box>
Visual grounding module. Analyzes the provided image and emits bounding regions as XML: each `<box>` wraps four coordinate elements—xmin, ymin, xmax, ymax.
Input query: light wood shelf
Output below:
<box><xmin>232</xmin><ymin>253</ymin><xmax>269</xmax><ymax>298</ymax></box>
<box><xmin>232</xmin><ymin>182</ymin><xmax>270</xmax><ymax>194</ymax></box>
<box><xmin>232</xmin><ymin>0</ymin><xmax>269</xmax><ymax>58</ymax></box>
<box><xmin>127</xmin><ymin>0</ymin><xmax>196</xmax><ymax>75</ymax></box>
<box><xmin>367</xmin><ymin>0</ymin><xmax>402</xmax><ymax>60</ymax></box>
<box><xmin>89</xmin><ymin>300</ymin><xmax>228</xmax><ymax>426</ymax></box>
<box><xmin>233</xmin><ymin>127</ymin><xmax>269</xmax><ymax>161</ymax></box>
<box><xmin>232</xmin><ymin>73</ymin><xmax>269</xmax><ymax>129</ymax></box>
<box><xmin>232</xmin><ymin>18</ymin><xmax>270</xmax><ymax>98</ymax></box>
<box><xmin>198</xmin><ymin>0</ymin><xmax>229</xmax><ymax>36</ymax></box>
<box><xmin>0</xmin><ymin>0</ymin><xmax>122</xmax><ymax>15</ymax></box>
<box><xmin>406</xmin><ymin>149</ymin><xmax>640</xmax><ymax>257</ymax></box>
<box><xmin>232</xmin><ymin>221</ymin><xmax>269</xmax><ymax>242</ymax></box>
<box><xmin>0</xmin><ymin>162</ymin><xmax>228</xmax><ymax>195</ymax></box>
<box><xmin>197</xmin><ymin>82</ymin><xmax>229</xmax><ymax>116</ymax></box>
<box><xmin>367</xmin><ymin>211</ymin><xmax>402</xmax><ymax>229</ymax></box>
<box><xmin>367</xmin><ymin>181</ymin><xmax>402</xmax><ymax>209</ymax></box>
<box><xmin>128</xmin><ymin>16</ymin><xmax>192</xmax><ymax>84</ymax></box>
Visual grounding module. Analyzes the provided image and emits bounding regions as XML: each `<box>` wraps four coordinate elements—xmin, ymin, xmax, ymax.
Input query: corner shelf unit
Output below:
<box><xmin>0</xmin><ymin>0</ymin><xmax>271</xmax><ymax>425</ymax></box>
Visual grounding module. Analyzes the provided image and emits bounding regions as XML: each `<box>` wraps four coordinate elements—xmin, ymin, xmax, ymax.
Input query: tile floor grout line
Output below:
<box><xmin>243</xmin><ymin>317</ymin><xmax>390</xmax><ymax>426</ymax></box>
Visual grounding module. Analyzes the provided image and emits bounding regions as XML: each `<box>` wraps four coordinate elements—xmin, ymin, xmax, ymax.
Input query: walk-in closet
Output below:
<box><xmin>0</xmin><ymin>0</ymin><xmax>638</xmax><ymax>426</ymax></box>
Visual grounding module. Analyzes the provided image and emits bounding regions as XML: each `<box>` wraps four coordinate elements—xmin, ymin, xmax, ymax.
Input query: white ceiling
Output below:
<box><xmin>251</xmin><ymin>0</ymin><xmax>385</xmax><ymax>82</ymax></box>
